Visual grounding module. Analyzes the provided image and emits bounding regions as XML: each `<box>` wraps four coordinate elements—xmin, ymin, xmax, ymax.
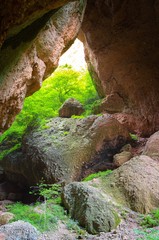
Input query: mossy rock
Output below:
<box><xmin>62</xmin><ymin>182</ymin><xmax>120</xmax><ymax>234</ymax></box>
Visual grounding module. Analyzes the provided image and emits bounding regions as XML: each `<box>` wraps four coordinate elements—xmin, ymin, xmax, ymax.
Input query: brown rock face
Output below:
<box><xmin>0</xmin><ymin>1</ymin><xmax>86</xmax><ymax>132</ymax></box>
<box><xmin>82</xmin><ymin>0</ymin><xmax>159</xmax><ymax>136</ymax></box>
<box><xmin>0</xmin><ymin>0</ymin><xmax>73</xmax><ymax>47</ymax></box>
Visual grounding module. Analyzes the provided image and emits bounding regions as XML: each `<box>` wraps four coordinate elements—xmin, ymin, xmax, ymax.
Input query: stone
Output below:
<box><xmin>143</xmin><ymin>131</ymin><xmax>159</xmax><ymax>160</ymax></box>
<box><xmin>0</xmin><ymin>220</ymin><xmax>39</xmax><ymax>240</ymax></box>
<box><xmin>0</xmin><ymin>0</ymin><xmax>73</xmax><ymax>47</ymax></box>
<box><xmin>0</xmin><ymin>0</ymin><xmax>86</xmax><ymax>132</ymax></box>
<box><xmin>0</xmin><ymin>212</ymin><xmax>14</xmax><ymax>225</ymax></box>
<box><xmin>93</xmin><ymin>93</ymin><xmax>125</xmax><ymax>114</ymax></box>
<box><xmin>113</xmin><ymin>151</ymin><xmax>132</xmax><ymax>167</ymax></box>
<box><xmin>100</xmin><ymin>155</ymin><xmax>159</xmax><ymax>213</ymax></box>
<box><xmin>62</xmin><ymin>182</ymin><xmax>120</xmax><ymax>234</ymax></box>
<box><xmin>59</xmin><ymin>98</ymin><xmax>84</xmax><ymax>118</ymax></box>
<box><xmin>82</xmin><ymin>0</ymin><xmax>159</xmax><ymax>136</ymax></box>
<box><xmin>1</xmin><ymin>114</ymin><xmax>130</xmax><ymax>186</ymax></box>
<box><xmin>120</xmin><ymin>144</ymin><xmax>132</xmax><ymax>152</ymax></box>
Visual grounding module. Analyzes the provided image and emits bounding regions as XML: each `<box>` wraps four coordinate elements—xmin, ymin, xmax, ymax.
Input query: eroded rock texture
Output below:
<box><xmin>0</xmin><ymin>0</ymin><xmax>72</xmax><ymax>47</ymax></box>
<box><xmin>0</xmin><ymin>0</ymin><xmax>86</xmax><ymax>133</ymax></box>
<box><xmin>82</xmin><ymin>0</ymin><xmax>159</xmax><ymax>136</ymax></box>
<box><xmin>1</xmin><ymin>114</ymin><xmax>130</xmax><ymax>186</ymax></box>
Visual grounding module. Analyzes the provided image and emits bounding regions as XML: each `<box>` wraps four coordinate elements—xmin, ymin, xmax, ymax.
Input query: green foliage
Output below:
<box><xmin>140</xmin><ymin>209</ymin><xmax>159</xmax><ymax>228</ymax></box>
<box><xmin>82</xmin><ymin>170</ymin><xmax>112</xmax><ymax>182</ymax></box>
<box><xmin>135</xmin><ymin>228</ymin><xmax>159</xmax><ymax>240</ymax></box>
<box><xmin>129</xmin><ymin>133</ymin><xmax>138</xmax><ymax>141</ymax></box>
<box><xmin>7</xmin><ymin>201</ymin><xmax>66</xmax><ymax>232</ymax></box>
<box><xmin>30</xmin><ymin>181</ymin><xmax>62</xmax><ymax>204</ymax></box>
<box><xmin>0</xmin><ymin>143</ymin><xmax>21</xmax><ymax>161</ymax></box>
<box><xmin>7</xmin><ymin>182</ymin><xmax>86</xmax><ymax>234</ymax></box>
<box><xmin>0</xmin><ymin>65</ymin><xmax>98</xmax><ymax>156</ymax></box>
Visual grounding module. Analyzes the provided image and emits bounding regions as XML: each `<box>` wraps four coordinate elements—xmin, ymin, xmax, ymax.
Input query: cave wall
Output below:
<box><xmin>0</xmin><ymin>0</ymin><xmax>159</xmax><ymax>136</ymax></box>
<box><xmin>81</xmin><ymin>0</ymin><xmax>159</xmax><ymax>136</ymax></box>
<box><xmin>0</xmin><ymin>0</ymin><xmax>86</xmax><ymax>133</ymax></box>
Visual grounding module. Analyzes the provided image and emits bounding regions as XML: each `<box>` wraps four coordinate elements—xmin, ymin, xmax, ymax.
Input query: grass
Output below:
<box><xmin>134</xmin><ymin>209</ymin><xmax>159</xmax><ymax>240</ymax></box>
<box><xmin>135</xmin><ymin>228</ymin><xmax>159</xmax><ymax>240</ymax></box>
<box><xmin>7</xmin><ymin>182</ymin><xmax>87</xmax><ymax>235</ymax></box>
<box><xmin>140</xmin><ymin>209</ymin><xmax>159</xmax><ymax>228</ymax></box>
<box><xmin>82</xmin><ymin>170</ymin><xmax>112</xmax><ymax>182</ymax></box>
<box><xmin>7</xmin><ymin>201</ymin><xmax>66</xmax><ymax>232</ymax></box>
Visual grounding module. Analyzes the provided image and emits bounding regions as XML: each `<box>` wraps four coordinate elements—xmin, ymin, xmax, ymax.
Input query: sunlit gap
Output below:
<box><xmin>59</xmin><ymin>38</ymin><xmax>87</xmax><ymax>70</ymax></box>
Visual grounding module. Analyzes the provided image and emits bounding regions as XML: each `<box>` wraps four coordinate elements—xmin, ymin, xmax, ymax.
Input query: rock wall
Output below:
<box><xmin>0</xmin><ymin>0</ymin><xmax>159</xmax><ymax>136</ymax></box>
<box><xmin>82</xmin><ymin>0</ymin><xmax>159</xmax><ymax>136</ymax></box>
<box><xmin>0</xmin><ymin>0</ymin><xmax>86</xmax><ymax>133</ymax></box>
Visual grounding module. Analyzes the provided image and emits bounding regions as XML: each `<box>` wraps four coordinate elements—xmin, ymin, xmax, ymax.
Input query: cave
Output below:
<box><xmin>0</xmin><ymin>0</ymin><xmax>159</xmax><ymax>137</ymax></box>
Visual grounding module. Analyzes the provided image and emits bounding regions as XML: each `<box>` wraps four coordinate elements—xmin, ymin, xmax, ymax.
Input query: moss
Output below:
<box><xmin>0</xmin><ymin>143</ymin><xmax>21</xmax><ymax>161</ymax></box>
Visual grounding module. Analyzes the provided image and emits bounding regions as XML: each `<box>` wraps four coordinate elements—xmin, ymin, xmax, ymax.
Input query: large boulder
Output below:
<box><xmin>99</xmin><ymin>155</ymin><xmax>159</xmax><ymax>213</ymax></box>
<box><xmin>59</xmin><ymin>98</ymin><xmax>84</xmax><ymax>118</ymax></box>
<box><xmin>0</xmin><ymin>1</ymin><xmax>86</xmax><ymax>133</ymax></box>
<box><xmin>1</xmin><ymin>114</ymin><xmax>130</xmax><ymax>186</ymax></box>
<box><xmin>0</xmin><ymin>221</ymin><xmax>39</xmax><ymax>240</ymax></box>
<box><xmin>62</xmin><ymin>182</ymin><xmax>120</xmax><ymax>234</ymax></box>
<box><xmin>143</xmin><ymin>131</ymin><xmax>159</xmax><ymax>160</ymax></box>
<box><xmin>82</xmin><ymin>0</ymin><xmax>159</xmax><ymax>136</ymax></box>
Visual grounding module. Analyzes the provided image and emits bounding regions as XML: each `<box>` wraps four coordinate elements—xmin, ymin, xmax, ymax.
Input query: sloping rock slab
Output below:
<box><xmin>0</xmin><ymin>220</ymin><xmax>39</xmax><ymax>240</ymax></box>
<box><xmin>143</xmin><ymin>131</ymin><xmax>159</xmax><ymax>160</ymax></box>
<box><xmin>100</xmin><ymin>155</ymin><xmax>159</xmax><ymax>213</ymax></box>
<box><xmin>62</xmin><ymin>182</ymin><xmax>120</xmax><ymax>234</ymax></box>
<box><xmin>1</xmin><ymin>114</ymin><xmax>130</xmax><ymax>186</ymax></box>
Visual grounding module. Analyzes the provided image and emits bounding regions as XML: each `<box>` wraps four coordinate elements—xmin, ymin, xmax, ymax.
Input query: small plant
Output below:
<box><xmin>140</xmin><ymin>209</ymin><xmax>159</xmax><ymax>228</ymax></box>
<box><xmin>82</xmin><ymin>170</ymin><xmax>112</xmax><ymax>182</ymax></box>
<box><xmin>135</xmin><ymin>228</ymin><xmax>159</xmax><ymax>240</ymax></box>
<box><xmin>130</xmin><ymin>133</ymin><xmax>138</xmax><ymax>141</ymax></box>
<box><xmin>30</xmin><ymin>181</ymin><xmax>62</xmax><ymax>204</ymax></box>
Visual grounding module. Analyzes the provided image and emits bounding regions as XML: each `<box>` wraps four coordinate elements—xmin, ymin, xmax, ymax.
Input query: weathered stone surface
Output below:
<box><xmin>143</xmin><ymin>131</ymin><xmax>159</xmax><ymax>161</ymax></box>
<box><xmin>0</xmin><ymin>0</ymin><xmax>73</xmax><ymax>47</ymax></box>
<box><xmin>93</xmin><ymin>93</ymin><xmax>125</xmax><ymax>114</ymax></box>
<box><xmin>59</xmin><ymin>98</ymin><xmax>84</xmax><ymax>118</ymax></box>
<box><xmin>100</xmin><ymin>155</ymin><xmax>159</xmax><ymax>213</ymax></box>
<box><xmin>113</xmin><ymin>151</ymin><xmax>132</xmax><ymax>167</ymax></box>
<box><xmin>62</xmin><ymin>182</ymin><xmax>120</xmax><ymax>234</ymax></box>
<box><xmin>0</xmin><ymin>1</ymin><xmax>86</xmax><ymax>133</ymax></box>
<box><xmin>82</xmin><ymin>0</ymin><xmax>159</xmax><ymax>136</ymax></box>
<box><xmin>1</xmin><ymin>114</ymin><xmax>130</xmax><ymax>186</ymax></box>
<box><xmin>0</xmin><ymin>220</ymin><xmax>39</xmax><ymax>240</ymax></box>
<box><xmin>0</xmin><ymin>212</ymin><xmax>14</xmax><ymax>225</ymax></box>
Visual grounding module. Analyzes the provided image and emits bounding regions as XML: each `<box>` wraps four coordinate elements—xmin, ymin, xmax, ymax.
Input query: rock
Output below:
<box><xmin>1</xmin><ymin>114</ymin><xmax>130</xmax><ymax>186</ymax></box>
<box><xmin>100</xmin><ymin>155</ymin><xmax>159</xmax><ymax>213</ymax></box>
<box><xmin>113</xmin><ymin>151</ymin><xmax>132</xmax><ymax>167</ymax></box>
<box><xmin>93</xmin><ymin>93</ymin><xmax>125</xmax><ymax>114</ymax></box>
<box><xmin>120</xmin><ymin>144</ymin><xmax>132</xmax><ymax>153</ymax></box>
<box><xmin>143</xmin><ymin>131</ymin><xmax>159</xmax><ymax>160</ymax></box>
<box><xmin>59</xmin><ymin>98</ymin><xmax>84</xmax><ymax>118</ymax></box>
<box><xmin>82</xmin><ymin>0</ymin><xmax>159</xmax><ymax>136</ymax></box>
<box><xmin>0</xmin><ymin>0</ymin><xmax>86</xmax><ymax>132</ymax></box>
<box><xmin>0</xmin><ymin>220</ymin><xmax>39</xmax><ymax>240</ymax></box>
<box><xmin>0</xmin><ymin>0</ymin><xmax>73</xmax><ymax>47</ymax></box>
<box><xmin>0</xmin><ymin>212</ymin><xmax>14</xmax><ymax>225</ymax></box>
<box><xmin>62</xmin><ymin>182</ymin><xmax>120</xmax><ymax>234</ymax></box>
